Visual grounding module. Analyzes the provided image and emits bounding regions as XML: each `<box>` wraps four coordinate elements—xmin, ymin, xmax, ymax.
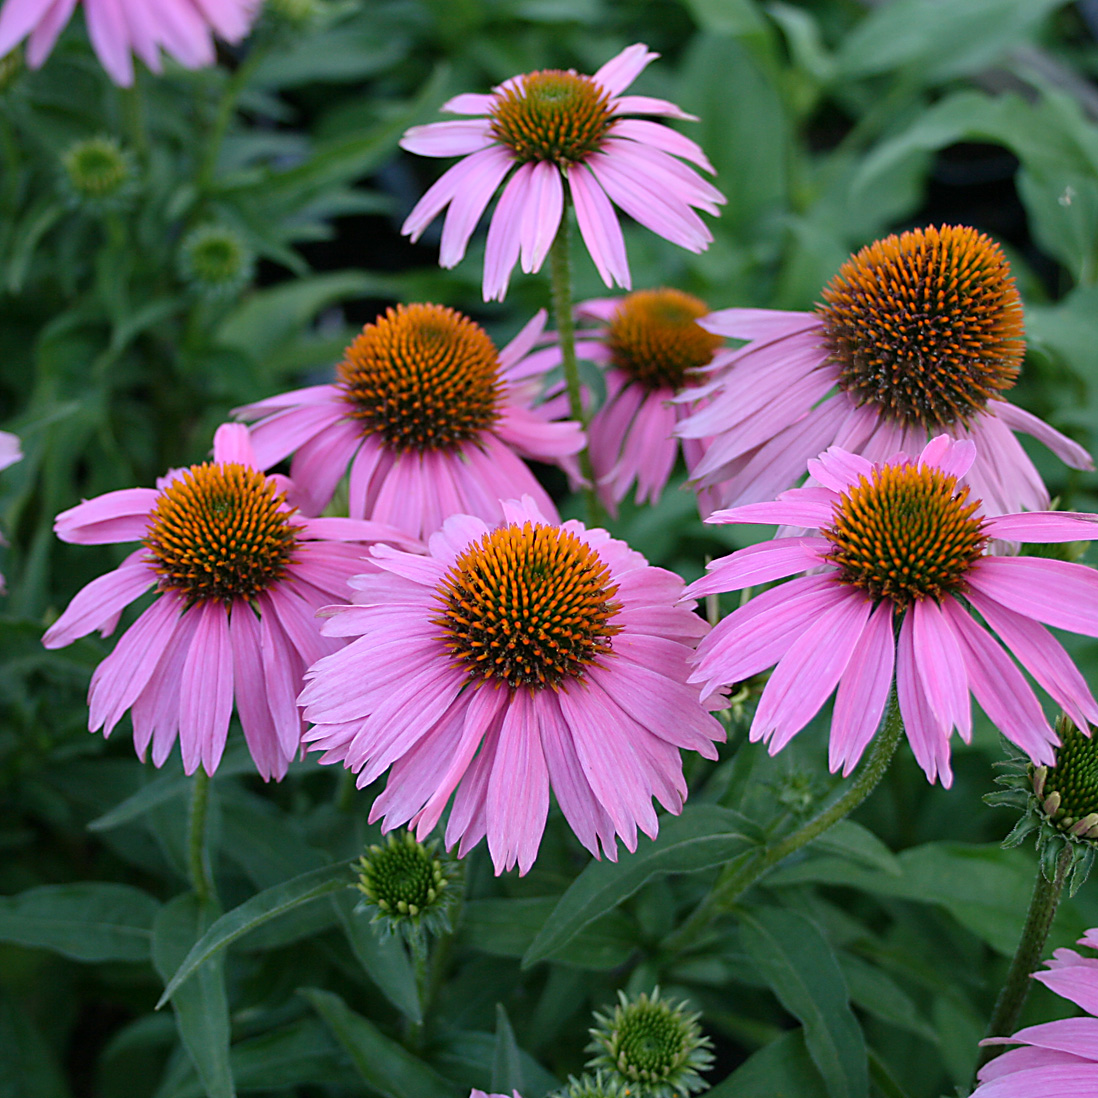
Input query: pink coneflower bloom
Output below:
<box><xmin>0</xmin><ymin>430</ymin><xmax>22</xmax><ymax>594</ymax></box>
<box><xmin>234</xmin><ymin>303</ymin><xmax>584</xmax><ymax>541</ymax></box>
<box><xmin>535</xmin><ymin>289</ymin><xmax>725</xmax><ymax>514</ymax></box>
<box><xmin>676</xmin><ymin>225</ymin><xmax>1093</xmax><ymax>515</ymax></box>
<box><xmin>300</xmin><ymin>496</ymin><xmax>725</xmax><ymax>874</ymax></box>
<box><xmin>42</xmin><ymin>424</ymin><xmax>414</xmax><ymax>780</ymax></box>
<box><xmin>399</xmin><ymin>44</ymin><xmax>725</xmax><ymax>301</ymax></box>
<box><xmin>686</xmin><ymin>436</ymin><xmax>1098</xmax><ymax>786</ymax></box>
<box><xmin>974</xmin><ymin>928</ymin><xmax>1098</xmax><ymax>1096</ymax></box>
<box><xmin>0</xmin><ymin>0</ymin><xmax>260</xmax><ymax>87</ymax></box>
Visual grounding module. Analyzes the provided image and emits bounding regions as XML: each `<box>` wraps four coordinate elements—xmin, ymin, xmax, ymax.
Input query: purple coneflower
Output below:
<box><xmin>677</xmin><ymin>225</ymin><xmax>1093</xmax><ymax>515</ymax></box>
<box><xmin>0</xmin><ymin>0</ymin><xmax>260</xmax><ymax>87</ymax></box>
<box><xmin>42</xmin><ymin>424</ymin><xmax>413</xmax><ymax>780</ymax></box>
<box><xmin>399</xmin><ymin>44</ymin><xmax>725</xmax><ymax>301</ymax></box>
<box><xmin>300</xmin><ymin>496</ymin><xmax>725</xmax><ymax>874</ymax></box>
<box><xmin>235</xmin><ymin>303</ymin><xmax>583</xmax><ymax>541</ymax></box>
<box><xmin>686</xmin><ymin>436</ymin><xmax>1098</xmax><ymax>786</ymax></box>
<box><xmin>533</xmin><ymin>289</ymin><xmax>725</xmax><ymax>513</ymax></box>
<box><xmin>975</xmin><ymin>928</ymin><xmax>1098</xmax><ymax>1096</ymax></box>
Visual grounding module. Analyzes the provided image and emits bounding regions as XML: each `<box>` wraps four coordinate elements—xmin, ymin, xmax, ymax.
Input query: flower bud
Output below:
<box><xmin>61</xmin><ymin>136</ymin><xmax>136</xmax><ymax>210</ymax></box>
<box><xmin>178</xmin><ymin>224</ymin><xmax>254</xmax><ymax>299</ymax></box>
<box><xmin>586</xmin><ymin>988</ymin><xmax>713</xmax><ymax>1098</ymax></box>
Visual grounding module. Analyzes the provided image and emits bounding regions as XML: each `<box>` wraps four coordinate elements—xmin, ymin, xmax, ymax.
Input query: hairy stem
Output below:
<box><xmin>548</xmin><ymin>210</ymin><xmax>601</xmax><ymax>527</ymax></box>
<box><xmin>977</xmin><ymin>844</ymin><xmax>1072</xmax><ymax>1072</ymax></box>
<box><xmin>187</xmin><ymin>768</ymin><xmax>214</xmax><ymax>904</ymax></box>
<box><xmin>666</xmin><ymin>687</ymin><xmax>905</xmax><ymax>954</ymax></box>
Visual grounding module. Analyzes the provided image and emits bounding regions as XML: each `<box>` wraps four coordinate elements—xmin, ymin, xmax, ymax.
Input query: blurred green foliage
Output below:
<box><xmin>2</xmin><ymin>1</ymin><xmax>1098</xmax><ymax>1096</ymax></box>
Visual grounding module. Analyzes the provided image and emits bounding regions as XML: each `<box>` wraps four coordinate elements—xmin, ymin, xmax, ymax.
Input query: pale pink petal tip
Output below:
<box><xmin>2</xmin><ymin>0</ymin><xmax>258</xmax><ymax>86</ymax></box>
<box><xmin>972</xmin><ymin>928</ymin><xmax>1098</xmax><ymax>1095</ymax></box>
<box><xmin>300</xmin><ymin>508</ymin><xmax>722</xmax><ymax>874</ymax></box>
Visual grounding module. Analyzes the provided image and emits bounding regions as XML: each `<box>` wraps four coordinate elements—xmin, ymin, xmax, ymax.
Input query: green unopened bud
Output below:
<box><xmin>553</xmin><ymin>1071</ymin><xmax>630</xmax><ymax>1098</ymax></box>
<box><xmin>61</xmin><ymin>136</ymin><xmax>136</xmax><ymax>209</ymax></box>
<box><xmin>354</xmin><ymin>830</ymin><xmax>458</xmax><ymax>939</ymax></box>
<box><xmin>178</xmin><ymin>224</ymin><xmax>254</xmax><ymax>299</ymax></box>
<box><xmin>987</xmin><ymin>716</ymin><xmax>1098</xmax><ymax>895</ymax></box>
<box><xmin>587</xmin><ymin>988</ymin><xmax>713</xmax><ymax>1098</ymax></box>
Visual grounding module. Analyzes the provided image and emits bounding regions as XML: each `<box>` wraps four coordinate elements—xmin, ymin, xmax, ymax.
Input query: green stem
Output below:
<box><xmin>548</xmin><ymin>210</ymin><xmax>601</xmax><ymax>527</ymax></box>
<box><xmin>197</xmin><ymin>43</ymin><xmax>269</xmax><ymax>192</ymax></box>
<box><xmin>187</xmin><ymin>768</ymin><xmax>214</xmax><ymax>904</ymax></box>
<box><xmin>977</xmin><ymin>844</ymin><xmax>1072</xmax><ymax>1071</ymax></box>
<box><xmin>121</xmin><ymin>82</ymin><xmax>148</xmax><ymax>164</ymax></box>
<box><xmin>665</xmin><ymin>686</ymin><xmax>905</xmax><ymax>954</ymax></box>
<box><xmin>406</xmin><ymin>926</ymin><xmax>430</xmax><ymax>1052</ymax></box>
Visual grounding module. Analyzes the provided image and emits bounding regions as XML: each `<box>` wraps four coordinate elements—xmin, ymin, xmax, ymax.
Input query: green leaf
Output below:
<box><xmin>492</xmin><ymin>1004</ymin><xmax>524</xmax><ymax>1094</ymax></box>
<box><xmin>522</xmin><ymin>805</ymin><xmax>756</xmax><ymax>969</ymax></box>
<box><xmin>431</xmin><ymin>1030</ymin><xmax>559</xmax><ymax>1097</ymax></box>
<box><xmin>0</xmin><ymin>986</ymin><xmax>70</xmax><ymax>1098</ymax></box>
<box><xmin>302</xmin><ymin>988</ymin><xmax>460</xmax><ymax>1098</ymax></box>
<box><xmin>153</xmin><ymin>895</ymin><xmax>235</xmax><ymax>1098</ymax></box>
<box><xmin>157</xmin><ymin>864</ymin><xmax>350</xmax><ymax>1007</ymax></box>
<box><xmin>681</xmin><ymin>0</ymin><xmax>768</xmax><ymax>37</ymax></box>
<box><xmin>332</xmin><ymin>891</ymin><xmax>422</xmax><ymax>1024</ymax></box>
<box><xmin>766</xmin><ymin>841</ymin><xmax>1035</xmax><ymax>955</ymax></box>
<box><xmin>706</xmin><ymin>1028</ymin><xmax>828</xmax><ymax>1098</ymax></box>
<box><xmin>739</xmin><ymin>907</ymin><xmax>868</xmax><ymax>1098</ymax></box>
<box><xmin>0</xmin><ymin>883</ymin><xmax>159</xmax><ymax>963</ymax></box>
<box><xmin>813</xmin><ymin>820</ymin><xmax>901</xmax><ymax>875</ymax></box>
<box><xmin>835</xmin><ymin>0</ymin><xmax>1066</xmax><ymax>83</ymax></box>
<box><xmin>464</xmin><ymin>898</ymin><xmax>634</xmax><ymax>971</ymax></box>
<box><xmin>838</xmin><ymin>954</ymin><xmax>937</xmax><ymax>1043</ymax></box>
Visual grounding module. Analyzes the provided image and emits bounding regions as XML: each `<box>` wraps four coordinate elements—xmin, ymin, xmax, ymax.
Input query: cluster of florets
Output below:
<box><xmin>988</xmin><ymin>716</ymin><xmax>1098</xmax><ymax>893</ymax></box>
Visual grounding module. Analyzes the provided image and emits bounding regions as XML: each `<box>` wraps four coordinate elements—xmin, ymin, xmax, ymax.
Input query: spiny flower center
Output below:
<box><xmin>338</xmin><ymin>303</ymin><xmax>504</xmax><ymax>453</ymax></box>
<box><xmin>489</xmin><ymin>70</ymin><xmax>614</xmax><ymax>166</ymax></box>
<box><xmin>823</xmin><ymin>462</ymin><xmax>987</xmax><ymax>606</ymax></box>
<box><xmin>433</xmin><ymin>521</ymin><xmax>622</xmax><ymax>691</ymax></box>
<box><xmin>144</xmin><ymin>463</ymin><xmax>299</xmax><ymax>603</ymax></box>
<box><xmin>817</xmin><ymin>224</ymin><xmax>1024</xmax><ymax>429</ymax></box>
<box><xmin>607</xmin><ymin>289</ymin><xmax>722</xmax><ymax>391</ymax></box>
<box><xmin>1037</xmin><ymin>719</ymin><xmax>1098</xmax><ymax>833</ymax></box>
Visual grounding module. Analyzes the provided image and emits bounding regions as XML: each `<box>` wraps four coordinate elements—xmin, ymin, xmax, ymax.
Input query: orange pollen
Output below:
<box><xmin>607</xmin><ymin>288</ymin><xmax>722</xmax><ymax>391</ymax></box>
<box><xmin>489</xmin><ymin>69</ymin><xmax>614</xmax><ymax>166</ymax></box>
<box><xmin>143</xmin><ymin>462</ymin><xmax>299</xmax><ymax>604</ymax></box>
<box><xmin>823</xmin><ymin>462</ymin><xmax>987</xmax><ymax>607</ymax></box>
<box><xmin>817</xmin><ymin>224</ymin><xmax>1024</xmax><ymax>429</ymax></box>
<box><xmin>432</xmin><ymin>521</ymin><xmax>622</xmax><ymax>691</ymax></box>
<box><xmin>337</xmin><ymin>303</ymin><xmax>505</xmax><ymax>453</ymax></box>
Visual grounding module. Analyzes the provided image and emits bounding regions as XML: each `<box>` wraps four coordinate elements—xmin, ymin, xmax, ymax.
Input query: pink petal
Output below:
<box><xmin>54</xmin><ymin>487</ymin><xmax>158</xmax><ymax>544</ymax></box>
<box><xmin>994</xmin><ymin>401</ymin><xmax>1094</xmax><ymax>471</ymax></box>
<box><xmin>483</xmin><ymin>162</ymin><xmax>534</xmax><ymax>301</ymax></box>
<box><xmin>983</xmin><ymin>511</ymin><xmax>1098</xmax><ymax>544</ymax></box>
<box><xmin>568</xmin><ymin>161</ymin><xmax>630</xmax><ymax>290</ymax></box>
<box><xmin>967</xmin><ymin>556</ymin><xmax>1098</xmax><ymax>638</ymax></box>
<box><xmin>42</xmin><ymin>554</ymin><xmax>153</xmax><ymax>648</ymax></box>
<box><xmin>230</xmin><ymin>602</ymin><xmax>288</xmax><ymax>781</ymax></box>
<box><xmin>594</xmin><ymin>43</ymin><xmax>657</xmax><ymax>96</ymax></box>
<box><xmin>178</xmin><ymin>600</ymin><xmax>234</xmax><ymax>775</ymax></box>
<box><xmin>686</xmin><ymin>537</ymin><xmax>827</xmax><ymax>598</ymax></box>
<box><xmin>700</xmin><ymin>308</ymin><xmax>820</xmax><ymax>341</ymax></box>
<box><xmin>895</xmin><ymin>610</ymin><xmax>952</xmax><ymax>785</ymax></box>
<box><xmin>401</xmin><ymin>146</ymin><xmax>513</xmax><ymax>243</ymax></box>
<box><xmin>399</xmin><ymin>119</ymin><xmax>494</xmax><ymax>157</ymax></box>
<box><xmin>912</xmin><ymin>598</ymin><xmax>970</xmax><ymax>741</ymax></box>
<box><xmin>438</xmin><ymin>145</ymin><xmax>517</xmax><ymax>268</ymax></box>
<box><xmin>518</xmin><ymin>161</ymin><xmax>563</xmax><ymax>274</ymax></box>
<box><xmin>212</xmin><ymin>422</ymin><xmax>257</xmax><ymax>466</ymax></box>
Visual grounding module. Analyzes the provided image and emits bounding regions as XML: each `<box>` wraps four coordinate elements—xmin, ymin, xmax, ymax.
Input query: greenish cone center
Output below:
<box><xmin>1036</xmin><ymin>720</ymin><xmax>1098</xmax><ymax>834</ymax></box>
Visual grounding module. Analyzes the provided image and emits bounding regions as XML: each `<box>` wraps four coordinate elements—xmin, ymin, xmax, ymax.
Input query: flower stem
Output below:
<box><xmin>406</xmin><ymin>926</ymin><xmax>431</xmax><ymax>1052</ymax></box>
<box><xmin>547</xmin><ymin>210</ymin><xmax>600</xmax><ymax>527</ymax></box>
<box><xmin>666</xmin><ymin>686</ymin><xmax>905</xmax><ymax>954</ymax></box>
<box><xmin>977</xmin><ymin>844</ymin><xmax>1072</xmax><ymax>1071</ymax></box>
<box><xmin>187</xmin><ymin>768</ymin><xmax>214</xmax><ymax>904</ymax></box>
<box><xmin>197</xmin><ymin>43</ymin><xmax>269</xmax><ymax>192</ymax></box>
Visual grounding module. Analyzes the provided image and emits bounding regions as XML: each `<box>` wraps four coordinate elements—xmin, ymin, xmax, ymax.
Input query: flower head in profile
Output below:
<box><xmin>686</xmin><ymin>436</ymin><xmax>1098</xmax><ymax>786</ymax></box>
<box><xmin>399</xmin><ymin>44</ymin><xmax>724</xmax><ymax>301</ymax></box>
<box><xmin>974</xmin><ymin>928</ymin><xmax>1098</xmax><ymax>1096</ymax></box>
<box><xmin>538</xmin><ymin>289</ymin><xmax>724</xmax><ymax>513</ymax></box>
<box><xmin>0</xmin><ymin>429</ymin><xmax>22</xmax><ymax>593</ymax></box>
<box><xmin>301</xmin><ymin>497</ymin><xmax>725</xmax><ymax>874</ymax></box>
<box><xmin>677</xmin><ymin>225</ymin><xmax>1093</xmax><ymax>515</ymax></box>
<box><xmin>235</xmin><ymin>304</ymin><xmax>583</xmax><ymax>541</ymax></box>
<box><xmin>42</xmin><ymin>424</ymin><xmax>414</xmax><ymax>780</ymax></box>
<box><xmin>0</xmin><ymin>0</ymin><xmax>261</xmax><ymax>87</ymax></box>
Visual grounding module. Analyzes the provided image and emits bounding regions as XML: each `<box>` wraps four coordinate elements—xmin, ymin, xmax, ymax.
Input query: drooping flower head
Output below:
<box><xmin>535</xmin><ymin>289</ymin><xmax>724</xmax><ymax>513</ymax></box>
<box><xmin>42</xmin><ymin>424</ymin><xmax>414</xmax><ymax>780</ymax></box>
<box><xmin>235</xmin><ymin>304</ymin><xmax>583</xmax><ymax>541</ymax></box>
<box><xmin>300</xmin><ymin>497</ymin><xmax>725</xmax><ymax>875</ymax></box>
<box><xmin>974</xmin><ymin>928</ymin><xmax>1098</xmax><ymax>1096</ymax></box>
<box><xmin>399</xmin><ymin>44</ymin><xmax>725</xmax><ymax>301</ymax></box>
<box><xmin>687</xmin><ymin>436</ymin><xmax>1098</xmax><ymax>785</ymax></box>
<box><xmin>0</xmin><ymin>429</ymin><xmax>22</xmax><ymax>593</ymax></box>
<box><xmin>587</xmin><ymin>987</ymin><xmax>714</xmax><ymax>1098</ymax></box>
<box><xmin>0</xmin><ymin>0</ymin><xmax>261</xmax><ymax>87</ymax></box>
<box><xmin>677</xmin><ymin>225</ymin><xmax>1093</xmax><ymax>515</ymax></box>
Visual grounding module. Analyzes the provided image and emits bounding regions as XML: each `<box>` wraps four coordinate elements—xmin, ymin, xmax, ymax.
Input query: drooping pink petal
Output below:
<box><xmin>686</xmin><ymin>537</ymin><xmax>827</xmax><ymax>598</ymax></box>
<box><xmin>912</xmin><ymin>598</ymin><xmax>971</xmax><ymax>742</ymax></box>
<box><xmin>568</xmin><ymin>163</ymin><xmax>631</xmax><ymax>289</ymax></box>
<box><xmin>983</xmin><ymin>511</ymin><xmax>1098</xmax><ymax>544</ymax></box>
<box><xmin>54</xmin><ymin>487</ymin><xmax>158</xmax><ymax>545</ymax></box>
<box><xmin>994</xmin><ymin>401</ymin><xmax>1094</xmax><ymax>471</ymax></box>
<box><xmin>518</xmin><ymin>161</ymin><xmax>563</xmax><ymax>274</ymax></box>
<box><xmin>399</xmin><ymin>119</ymin><xmax>494</xmax><ymax>157</ymax></box>
<box><xmin>42</xmin><ymin>554</ymin><xmax>153</xmax><ymax>647</ymax></box>
<box><xmin>967</xmin><ymin>556</ymin><xmax>1098</xmax><ymax>638</ymax></box>
<box><xmin>178</xmin><ymin>600</ymin><xmax>234</xmax><ymax>775</ymax></box>
<box><xmin>483</xmin><ymin>163</ymin><xmax>534</xmax><ymax>301</ymax></box>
